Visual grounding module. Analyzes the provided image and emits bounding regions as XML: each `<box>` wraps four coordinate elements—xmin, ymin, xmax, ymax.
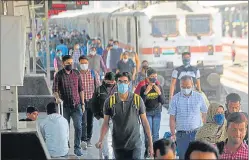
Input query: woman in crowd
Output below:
<box><xmin>195</xmin><ymin>102</ymin><xmax>227</xmax><ymax>144</ymax></box>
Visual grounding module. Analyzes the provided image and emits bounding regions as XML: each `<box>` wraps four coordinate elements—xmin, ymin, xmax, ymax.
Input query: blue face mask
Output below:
<box><xmin>181</xmin><ymin>88</ymin><xmax>192</xmax><ymax>95</ymax></box>
<box><xmin>117</xmin><ymin>83</ymin><xmax>129</xmax><ymax>94</ymax></box>
<box><xmin>113</xmin><ymin>45</ymin><xmax>118</xmax><ymax>49</ymax></box>
<box><xmin>149</xmin><ymin>77</ymin><xmax>157</xmax><ymax>83</ymax></box>
<box><xmin>182</xmin><ymin>58</ymin><xmax>190</xmax><ymax>66</ymax></box>
<box><xmin>213</xmin><ymin>114</ymin><xmax>225</xmax><ymax>125</ymax></box>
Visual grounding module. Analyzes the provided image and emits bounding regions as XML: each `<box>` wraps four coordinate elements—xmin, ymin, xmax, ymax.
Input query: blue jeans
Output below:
<box><xmin>176</xmin><ymin>130</ymin><xmax>197</xmax><ymax>159</ymax></box>
<box><xmin>63</xmin><ymin>104</ymin><xmax>83</xmax><ymax>150</ymax></box>
<box><xmin>144</xmin><ymin>112</ymin><xmax>161</xmax><ymax>155</ymax></box>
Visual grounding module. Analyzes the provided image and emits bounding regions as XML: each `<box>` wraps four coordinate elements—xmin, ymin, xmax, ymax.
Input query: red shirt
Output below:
<box><xmin>134</xmin><ymin>79</ymin><xmax>160</xmax><ymax>95</ymax></box>
<box><xmin>220</xmin><ymin>142</ymin><xmax>248</xmax><ymax>160</ymax></box>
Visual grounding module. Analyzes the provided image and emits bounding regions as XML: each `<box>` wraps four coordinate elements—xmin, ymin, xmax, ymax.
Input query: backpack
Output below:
<box><xmin>109</xmin><ymin>93</ymin><xmax>141</xmax><ymax>123</ymax></box>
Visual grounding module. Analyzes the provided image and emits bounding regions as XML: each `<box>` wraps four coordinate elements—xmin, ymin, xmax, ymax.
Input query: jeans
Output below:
<box><xmin>63</xmin><ymin>104</ymin><xmax>83</xmax><ymax>150</ymax></box>
<box><xmin>98</xmin><ymin>118</ymin><xmax>109</xmax><ymax>157</ymax></box>
<box><xmin>114</xmin><ymin>148</ymin><xmax>141</xmax><ymax>160</ymax></box>
<box><xmin>81</xmin><ymin>101</ymin><xmax>94</xmax><ymax>142</ymax></box>
<box><xmin>176</xmin><ymin>130</ymin><xmax>197</xmax><ymax>159</ymax></box>
<box><xmin>144</xmin><ymin>112</ymin><xmax>161</xmax><ymax>156</ymax></box>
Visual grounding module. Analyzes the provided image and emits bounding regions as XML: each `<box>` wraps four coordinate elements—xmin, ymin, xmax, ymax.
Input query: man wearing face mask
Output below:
<box><xmin>120</xmin><ymin>46</ymin><xmax>140</xmax><ymax>74</ymax></box>
<box><xmin>72</xmin><ymin>43</ymin><xmax>82</xmax><ymax>69</ymax></box>
<box><xmin>52</xmin><ymin>55</ymin><xmax>85</xmax><ymax>156</ymax></box>
<box><xmin>169</xmin><ymin>52</ymin><xmax>201</xmax><ymax>101</ymax></box>
<box><xmin>87</xmin><ymin>46</ymin><xmax>107</xmax><ymax>76</ymax></box>
<box><xmin>78</xmin><ymin>55</ymin><xmax>100</xmax><ymax>149</ymax></box>
<box><xmin>91</xmin><ymin>72</ymin><xmax>117</xmax><ymax>159</ymax></box>
<box><xmin>116</xmin><ymin>51</ymin><xmax>136</xmax><ymax>91</ymax></box>
<box><xmin>168</xmin><ymin>75</ymin><xmax>207</xmax><ymax>159</ymax></box>
<box><xmin>96</xmin><ymin>72</ymin><xmax>154</xmax><ymax>159</ymax></box>
<box><xmin>106</xmin><ymin>40</ymin><xmax>125</xmax><ymax>73</ymax></box>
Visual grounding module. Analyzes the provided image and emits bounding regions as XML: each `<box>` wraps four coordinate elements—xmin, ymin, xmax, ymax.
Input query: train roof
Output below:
<box><xmin>141</xmin><ymin>2</ymin><xmax>218</xmax><ymax>18</ymax></box>
<box><xmin>111</xmin><ymin>9</ymin><xmax>140</xmax><ymax>17</ymax></box>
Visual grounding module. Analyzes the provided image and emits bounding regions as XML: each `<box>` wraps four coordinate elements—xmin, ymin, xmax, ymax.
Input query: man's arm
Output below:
<box><xmin>95</xmin><ymin>71</ymin><xmax>101</xmax><ymax>86</ymax></box>
<box><xmin>78</xmin><ymin>73</ymin><xmax>85</xmax><ymax>111</ymax></box>
<box><xmin>135</xmin><ymin>53</ymin><xmax>140</xmax><ymax>73</ymax></box>
<box><xmin>52</xmin><ymin>73</ymin><xmax>60</xmax><ymax>100</ymax></box>
<box><xmin>196</xmin><ymin>70</ymin><xmax>201</xmax><ymax>91</ymax></box>
<box><xmin>99</xmin><ymin>56</ymin><xmax>107</xmax><ymax>73</ymax></box>
<box><xmin>98</xmin><ymin>115</ymin><xmax>110</xmax><ymax>143</ymax></box>
<box><xmin>168</xmin><ymin>96</ymin><xmax>177</xmax><ymax>138</ymax></box>
<box><xmin>169</xmin><ymin>69</ymin><xmax>178</xmax><ymax>100</ymax></box>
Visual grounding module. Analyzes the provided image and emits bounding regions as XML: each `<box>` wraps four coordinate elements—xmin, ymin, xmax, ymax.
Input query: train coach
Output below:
<box><xmin>50</xmin><ymin>2</ymin><xmax>225</xmax><ymax>105</ymax></box>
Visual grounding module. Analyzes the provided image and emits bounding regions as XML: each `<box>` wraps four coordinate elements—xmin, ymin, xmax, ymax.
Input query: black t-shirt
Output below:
<box><xmin>140</xmin><ymin>84</ymin><xmax>165</xmax><ymax>112</ymax></box>
<box><xmin>104</xmin><ymin>93</ymin><xmax>145</xmax><ymax>150</ymax></box>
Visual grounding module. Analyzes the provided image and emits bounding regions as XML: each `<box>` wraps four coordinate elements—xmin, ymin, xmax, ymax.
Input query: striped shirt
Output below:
<box><xmin>168</xmin><ymin>91</ymin><xmax>208</xmax><ymax>131</ymax></box>
<box><xmin>220</xmin><ymin>142</ymin><xmax>248</xmax><ymax>160</ymax></box>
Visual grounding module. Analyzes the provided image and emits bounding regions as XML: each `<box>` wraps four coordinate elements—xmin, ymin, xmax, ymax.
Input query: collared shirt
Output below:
<box><xmin>39</xmin><ymin>114</ymin><xmax>69</xmax><ymax>157</ymax></box>
<box><xmin>52</xmin><ymin>69</ymin><xmax>83</xmax><ymax>106</ymax></box>
<box><xmin>106</xmin><ymin>48</ymin><xmax>125</xmax><ymax>68</ymax></box>
<box><xmin>80</xmin><ymin>69</ymin><xmax>100</xmax><ymax>100</ymax></box>
<box><xmin>72</xmin><ymin>50</ymin><xmax>81</xmax><ymax>64</ymax></box>
<box><xmin>220</xmin><ymin>142</ymin><xmax>248</xmax><ymax>159</ymax></box>
<box><xmin>168</xmin><ymin>91</ymin><xmax>208</xmax><ymax>131</ymax></box>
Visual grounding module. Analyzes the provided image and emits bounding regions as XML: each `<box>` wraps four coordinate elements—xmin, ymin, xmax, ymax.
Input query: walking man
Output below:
<box><xmin>52</xmin><ymin>55</ymin><xmax>85</xmax><ymax>156</ymax></box>
<box><xmin>96</xmin><ymin>72</ymin><xmax>154</xmax><ymax>159</ymax></box>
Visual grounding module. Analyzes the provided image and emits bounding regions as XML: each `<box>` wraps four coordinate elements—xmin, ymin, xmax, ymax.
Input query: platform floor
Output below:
<box><xmin>19</xmin><ymin>107</ymin><xmax>170</xmax><ymax>159</ymax></box>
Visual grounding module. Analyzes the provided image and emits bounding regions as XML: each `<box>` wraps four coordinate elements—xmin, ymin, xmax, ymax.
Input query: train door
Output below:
<box><xmin>134</xmin><ymin>16</ymin><xmax>139</xmax><ymax>54</ymax></box>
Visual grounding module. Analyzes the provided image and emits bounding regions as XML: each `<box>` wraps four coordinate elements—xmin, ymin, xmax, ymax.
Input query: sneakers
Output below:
<box><xmin>74</xmin><ymin>149</ymin><xmax>83</xmax><ymax>156</ymax></box>
<box><xmin>87</xmin><ymin>140</ymin><xmax>93</xmax><ymax>147</ymax></box>
<box><xmin>81</xmin><ymin>141</ymin><xmax>88</xmax><ymax>150</ymax></box>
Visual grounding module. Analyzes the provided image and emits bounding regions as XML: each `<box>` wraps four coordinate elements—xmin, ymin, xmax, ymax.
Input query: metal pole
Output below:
<box><xmin>45</xmin><ymin>0</ymin><xmax>50</xmax><ymax>86</ymax></box>
<box><xmin>31</xmin><ymin>0</ymin><xmax>36</xmax><ymax>73</ymax></box>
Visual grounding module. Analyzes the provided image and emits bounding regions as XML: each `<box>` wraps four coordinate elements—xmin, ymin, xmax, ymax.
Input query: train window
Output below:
<box><xmin>116</xmin><ymin>18</ymin><xmax>118</xmax><ymax>39</ymax></box>
<box><xmin>127</xmin><ymin>18</ymin><xmax>131</xmax><ymax>43</ymax></box>
<box><xmin>151</xmin><ymin>16</ymin><xmax>177</xmax><ymax>37</ymax></box>
<box><xmin>186</xmin><ymin>14</ymin><xmax>211</xmax><ymax>35</ymax></box>
<box><xmin>138</xmin><ymin>20</ymin><xmax>141</xmax><ymax>37</ymax></box>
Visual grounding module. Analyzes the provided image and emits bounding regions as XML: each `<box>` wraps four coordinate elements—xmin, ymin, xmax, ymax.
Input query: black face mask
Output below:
<box><xmin>65</xmin><ymin>64</ymin><xmax>72</xmax><ymax>71</ymax></box>
<box><xmin>105</xmin><ymin>83</ymin><xmax>114</xmax><ymax>88</ymax></box>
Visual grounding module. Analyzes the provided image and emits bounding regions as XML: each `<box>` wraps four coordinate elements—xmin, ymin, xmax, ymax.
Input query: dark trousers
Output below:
<box><xmin>63</xmin><ymin>104</ymin><xmax>83</xmax><ymax>150</ymax></box>
<box><xmin>81</xmin><ymin>101</ymin><xmax>94</xmax><ymax>142</ymax></box>
<box><xmin>114</xmin><ymin>148</ymin><xmax>141</xmax><ymax>160</ymax></box>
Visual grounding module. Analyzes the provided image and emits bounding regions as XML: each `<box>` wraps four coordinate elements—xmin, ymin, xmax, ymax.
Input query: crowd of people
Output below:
<box><xmin>21</xmin><ymin>25</ymin><xmax>248</xmax><ymax>159</ymax></box>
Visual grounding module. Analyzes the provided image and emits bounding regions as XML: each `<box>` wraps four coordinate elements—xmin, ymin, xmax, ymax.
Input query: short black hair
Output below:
<box><xmin>26</xmin><ymin>107</ymin><xmax>38</xmax><ymax>114</ymax></box>
<box><xmin>115</xmin><ymin>72</ymin><xmax>131</xmax><ymax>81</ymax></box>
<box><xmin>226</xmin><ymin>93</ymin><xmax>241</xmax><ymax>104</ymax></box>
<box><xmin>46</xmin><ymin>102</ymin><xmax>57</xmax><ymax>115</ymax></box>
<box><xmin>142</xmin><ymin>60</ymin><xmax>148</xmax><ymax>64</ymax></box>
<box><xmin>153</xmin><ymin>139</ymin><xmax>176</xmax><ymax>158</ymax></box>
<box><xmin>104</xmin><ymin>72</ymin><xmax>116</xmax><ymax>81</ymax></box>
<box><xmin>109</xmin><ymin>39</ymin><xmax>113</xmax><ymax>41</ymax></box>
<box><xmin>182</xmin><ymin>52</ymin><xmax>191</xmax><ymax>57</ymax></box>
<box><xmin>147</xmin><ymin>67</ymin><xmax>157</xmax><ymax>77</ymax></box>
<box><xmin>107</xmin><ymin>44</ymin><xmax>113</xmax><ymax>48</ymax></box>
<box><xmin>78</xmin><ymin>55</ymin><xmax>88</xmax><ymax>62</ymax></box>
<box><xmin>113</xmin><ymin>40</ymin><xmax>119</xmax><ymax>44</ymax></box>
<box><xmin>60</xmin><ymin>39</ymin><xmax>64</xmax><ymax>44</ymax></box>
<box><xmin>227</xmin><ymin>112</ymin><xmax>248</xmax><ymax>128</ymax></box>
<box><xmin>62</xmin><ymin>55</ymin><xmax>72</xmax><ymax>62</ymax></box>
<box><xmin>185</xmin><ymin>140</ymin><xmax>219</xmax><ymax>160</ymax></box>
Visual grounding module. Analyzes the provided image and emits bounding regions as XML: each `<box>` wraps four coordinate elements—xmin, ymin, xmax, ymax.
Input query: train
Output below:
<box><xmin>50</xmin><ymin>1</ymin><xmax>225</xmax><ymax>105</ymax></box>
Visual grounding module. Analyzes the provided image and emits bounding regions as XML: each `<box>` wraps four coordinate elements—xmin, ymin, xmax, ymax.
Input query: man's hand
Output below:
<box><xmin>145</xmin><ymin>84</ymin><xmax>153</xmax><ymax>95</ymax></box>
<box><xmin>171</xmin><ymin>134</ymin><xmax>176</xmax><ymax>141</ymax></box>
<box><xmin>55</xmin><ymin>98</ymin><xmax>62</xmax><ymax>104</ymax></box>
<box><xmin>82</xmin><ymin>104</ymin><xmax>85</xmax><ymax>113</ymax></box>
<box><xmin>95</xmin><ymin>141</ymin><xmax>102</xmax><ymax>149</ymax></box>
<box><xmin>153</xmin><ymin>85</ymin><xmax>161</xmax><ymax>95</ymax></box>
<box><xmin>148</xmin><ymin>144</ymin><xmax>154</xmax><ymax>157</ymax></box>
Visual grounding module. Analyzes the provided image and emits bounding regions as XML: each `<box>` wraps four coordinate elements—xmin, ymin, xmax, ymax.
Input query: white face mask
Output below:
<box><xmin>123</xmin><ymin>58</ymin><xmax>128</xmax><ymax>63</ymax></box>
<box><xmin>181</xmin><ymin>88</ymin><xmax>192</xmax><ymax>95</ymax></box>
<box><xmin>90</xmin><ymin>51</ymin><xmax>96</xmax><ymax>55</ymax></box>
<box><xmin>80</xmin><ymin>64</ymin><xmax>88</xmax><ymax>70</ymax></box>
